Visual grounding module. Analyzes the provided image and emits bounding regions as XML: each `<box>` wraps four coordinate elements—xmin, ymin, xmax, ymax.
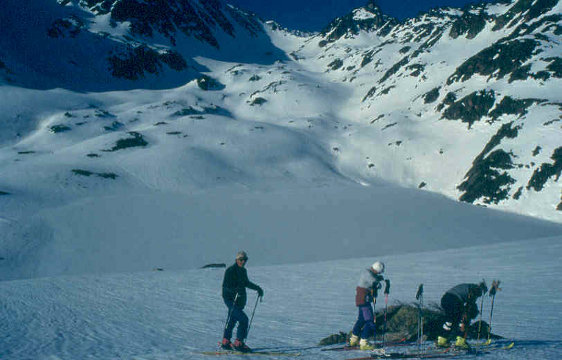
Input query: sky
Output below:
<box><xmin>226</xmin><ymin>0</ymin><xmax>496</xmax><ymax>31</ymax></box>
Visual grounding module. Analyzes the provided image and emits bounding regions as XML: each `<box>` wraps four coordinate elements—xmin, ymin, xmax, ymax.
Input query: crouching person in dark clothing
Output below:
<box><xmin>221</xmin><ymin>251</ymin><xmax>263</xmax><ymax>352</ymax></box>
<box><xmin>437</xmin><ymin>282</ymin><xmax>486</xmax><ymax>349</ymax></box>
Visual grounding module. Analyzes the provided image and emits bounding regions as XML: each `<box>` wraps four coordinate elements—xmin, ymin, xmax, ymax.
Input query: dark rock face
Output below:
<box><xmin>170</xmin><ymin>105</ymin><xmax>231</xmax><ymax>118</ymax></box>
<box><xmin>72</xmin><ymin>169</ymin><xmax>118</xmax><ymax>179</ymax></box>
<box><xmin>3</xmin><ymin>0</ymin><xmax>271</xmax><ymax>90</ymax></box>
<box><xmin>423</xmin><ymin>87</ymin><xmax>440</xmax><ymax>104</ymax></box>
<box><xmin>463</xmin><ymin>122</ymin><xmax>519</xmax><ymax>178</ymax></box>
<box><xmin>196</xmin><ymin>75</ymin><xmax>225</xmax><ymax>91</ymax></box>
<box><xmin>459</xmin><ymin>149</ymin><xmax>517</xmax><ymax>204</ymax></box>
<box><xmin>362</xmin><ymin>86</ymin><xmax>377</xmax><ymax>102</ymax></box>
<box><xmin>201</xmin><ymin>263</ymin><xmax>226</xmax><ymax>269</ymax></box>
<box><xmin>77</xmin><ymin>0</ymin><xmax>240</xmax><ymax>48</ymax></box>
<box><xmin>108</xmin><ymin>46</ymin><xmax>161</xmax><ymax>80</ymax></box>
<box><xmin>108</xmin><ymin>46</ymin><xmax>187</xmax><ymax>80</ymax></box>
<box><xmin>407</xmin><ymin>64</ymin><xmax>425</xmax><ymax>77</ymax></box>
<box><xmin>449</xmin><ymin>6</ymin><xmax>489</xmax><ymax>39</ymax></box>
<box><xmin>546</xmin><ymin>57</ymin><xmax>562</xmax><ymax>78</ymax></box>
<box><xmin>513</xmin><ymin>186</ymin><xmax>523</xmax><ymax>200</ymax></box>
<box><xmin>48</xmin><ymin>16</ymin><xmax>84</xmax><ymax>38</ymax></box>
<box><xmin>447</xmin><ymin>39</ymin><xmax>542</xmax><ymax>84</ymax></box>
<box><xmin>379</xmin><ymin>57</ymin><xmax>410</xmax><ymax>83</ymax></box>
<box><xmin>441</xmin><ymin>90</ymin><xmax>496</xmax><ymax>128</ymax></box>
<box><xmin>493</xmin><ymin>0</ymin><xmax>559</xmax><ymax>31</ymax></box>
<box><xmin>458</xmin><ymin>123</ymin><xmax>521</xmax><ymax>205</ymax></box>
<box><xmin>488</xmin><ymin>96</ymin><xmax>544</xmax><ymax>122</ymax></box>
<box><xmin>249</xmin><ymin>97</ymin><xmax>267</xmax><ymax>106</ymax></box>
<box><xmin>328</xmin><ymin>59</ymin><xmax>344</xmax><ymax>70</ymax></box>
<box><xmin>527</xmin><ymin>147</ymin><xmax>562</xmax><ymax>192</ymax></box>
<box><xmin>160</xmin><ymin>51</ymin><xmax>189</xmax><ymax>71</ymax></box>
<box><xmin>103</xmin><ymin>132</ymin><xmax>148</xmax><ymax>152</ymax></box>
<box><xmin>50</xmin><ymin>125</ymin><xmax>72</xmax><ymax>133</ymax></box>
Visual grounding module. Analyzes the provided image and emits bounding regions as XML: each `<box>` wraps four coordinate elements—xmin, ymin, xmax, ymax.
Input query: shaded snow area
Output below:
<box><xmin>2</xmin><ymin>181</ymin><xmax>562</xmax><ymax>280</ymax></box>
<box><xmin>1</xmin><ymin>72</ymin><xmax>561</xmax><ymax>281</ymax></box>
<box><xmin>1</xmin><ymin>236</ymin><xmax>561</xmax><ymax>360</ymax></box>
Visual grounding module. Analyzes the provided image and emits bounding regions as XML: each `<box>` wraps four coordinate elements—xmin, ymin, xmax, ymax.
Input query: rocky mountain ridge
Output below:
<box><xmin>291</xmin><ymin>0</ymin><xmax>561</xmax><ymax>218</ymax></box>
<box><xmin>0</xmin><ymin>0</ymin><xmax>560</xmax><ymax>223</ymax></box>
<box><xmin>0</xmin><ymin>0</ymin><xmax>285</xmax><ymax>90</ymax></box>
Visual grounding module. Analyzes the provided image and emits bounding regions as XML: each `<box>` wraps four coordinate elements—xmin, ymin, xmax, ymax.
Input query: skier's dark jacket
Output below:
<box><xmin>222</xmin><ymin>263</ymin><xmax>260</xmax><ymax>309</ymax></box>
<box><xmin>445</xmin><ymin>283</ymin><xmax>482</xmax><ymax>304</ymax></box>
<box><xmin>442</xmin><ymin>283</ymin><xmax>482</xmax><ymax>323</ymax></box>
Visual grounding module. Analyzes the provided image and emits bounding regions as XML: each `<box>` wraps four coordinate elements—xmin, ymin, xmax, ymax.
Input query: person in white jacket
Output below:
<box><xmin>349</xmin><ymin>261</ymin><xmax>388</xmax><ymax>350</ymax></box>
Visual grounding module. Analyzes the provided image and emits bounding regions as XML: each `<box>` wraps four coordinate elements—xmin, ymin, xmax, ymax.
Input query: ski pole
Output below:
<box><xmin>415</xmin><ymin>284</ymin><xmax>424</xmax><ymax>352</ymax></box>
<box><xmin>246</xmin><ymin>294</ymin><xmax>261</xmax><ymax>339</ymax></box>
<box><xmin>382</xmin><ymin>279</ymin><xmax>391</xmax><ymax>347</ymax></box>
<box><xmin>476</xmin><ymin>279</ymin><xmax>488</xmax><ymax>344</ymax></box>
<box><xmin>476</xmin><ymin>280</ymin><xmax>487</xmax><ymax>349</ymax></box>
<box><xmin>372</xmin><ymin>296</ymin><xmax>377</xmax><ymax>341</ymax></box>
<box><xmin>487</xmin><ymin>280</ymin><xmax>501</xmax><ymax>342</ymax></box>
<box><xmin>372</xmin><ymin>286</ymin><xmax>378</xmax><ymax>326</ymax></box>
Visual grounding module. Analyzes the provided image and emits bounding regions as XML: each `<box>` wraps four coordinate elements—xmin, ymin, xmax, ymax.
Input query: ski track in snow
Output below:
<box><xmin>1</xmin><ymin>237</ymin><xmax>561</xmax><ymax>360</ymax></box>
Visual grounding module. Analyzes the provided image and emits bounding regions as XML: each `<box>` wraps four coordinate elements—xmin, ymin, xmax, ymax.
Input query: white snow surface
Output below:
<box><xmin>1</xmin><ymin>236</ymin><xmax>561</xmax><ymax>359</ymax></box>
<box><xmin>0</xmin><ymin>1</ymin><xmax>561</xmax><ymax>275</ymax></box>
<box><xmin>1</xmin><ymin>1</ymin><xmax>562</xmax><ymax>359</ymax></box>
<box><xmin>0</xmin><ymin>0</ymin><xmax>561</xmax><ymax>279</ymax></box>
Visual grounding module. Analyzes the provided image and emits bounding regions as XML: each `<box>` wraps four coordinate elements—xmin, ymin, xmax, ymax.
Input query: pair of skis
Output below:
<box><xmin>345</xmin><ymin>341</ymin><xmax>515</xmax><ymax>360</ymax></box>
<box><xmin>199</xmin><ymin>340</ymin><xmax>410</xmax><ymax>357</ymax></box>
<box><xmin>200</xmin><ymin>337</ymin><xmax>406</xmax><ymax>357</ymax></box>
<box><xmin>200</xmin><ymin>349</ymin><xmax>301</xmax><ymax>356</ymax></box>
<box><xmin>201</xmin><ymin>340</ymin><xmax>515</xmax><ymax>358</ymax></box>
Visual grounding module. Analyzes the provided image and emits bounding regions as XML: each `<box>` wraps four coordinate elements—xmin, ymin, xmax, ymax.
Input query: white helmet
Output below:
<box><xmin>371</xmin><ymin>261</ymin><xmax>385</xmax><ymax>274</ymax></box>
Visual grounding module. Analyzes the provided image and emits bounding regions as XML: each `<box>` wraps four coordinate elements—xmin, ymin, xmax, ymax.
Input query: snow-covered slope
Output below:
<box><xmin>287</xmin><ymin>0</ymin><xmax>562</xmax><ymax>221</ymax></box>
<box><xmin>1</xmin><ymin>236</ymin><xmax>561</xmax><ymax>359</ymax></box>
<box><xmin>0</xmin><ymin>0</ymin><xmax>561</xmax><ymax>281</ymax></box>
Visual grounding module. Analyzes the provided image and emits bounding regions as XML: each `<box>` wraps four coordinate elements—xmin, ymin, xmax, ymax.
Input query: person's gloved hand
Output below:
<box><xmin>257</xmin><ymin>286</ymin><xmax>264</xmax><ymax>298</ymax></box>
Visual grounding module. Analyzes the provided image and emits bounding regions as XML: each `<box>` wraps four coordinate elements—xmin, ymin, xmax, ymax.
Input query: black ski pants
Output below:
<box><xmin>441</xmin><ymin>293</ymin><xmax>464</xmax><ymax>337</ymax></box>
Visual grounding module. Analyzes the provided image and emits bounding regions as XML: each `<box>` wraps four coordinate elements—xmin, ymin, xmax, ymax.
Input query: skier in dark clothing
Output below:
<box><xmin>437</xmin><ymin>282</ymin><xmax>486</xmax><ymax>348</ymax></box>
<box><xmin>221</xmin><ymin>251</ymin><xmax>264</xmax><ymax>352</ymax></box>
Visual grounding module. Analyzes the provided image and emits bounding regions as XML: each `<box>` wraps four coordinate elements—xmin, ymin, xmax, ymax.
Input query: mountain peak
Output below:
<box><xmin>320</xmin><ymin>0</ymin><xmax>396</xmax><ymax>44</ymax></box>
<box><xmin>365</xmin><ymin>0</ymin><xmax>382</xmax><ymax>13</ymax></box>
<box><xmin>353</xmin><ymin>0</ymin><xmax>384</xmax><ymax>21</ymax></box>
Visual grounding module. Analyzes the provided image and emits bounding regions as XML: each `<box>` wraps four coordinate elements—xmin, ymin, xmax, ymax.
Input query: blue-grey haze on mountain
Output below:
<box><xmin>227</xmin><ymin>0</ymin><xmax>496</xmax><ymax>31</ymax></box>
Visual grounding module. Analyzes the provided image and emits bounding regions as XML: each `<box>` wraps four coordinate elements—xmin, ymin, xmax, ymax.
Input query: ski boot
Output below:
<box><xmin>437</xmin><ymin>336</ymin><xmax>450</xmax><ymax>348</ymax></box>
<box><xmin>232</xmin><ymin>339</ymin><xmax>252</xmax><ymax>353</ymax></box>
<box><xmin>349</xmin><ymin>334</ymin><xmax>359</xmax><ymax>347</ymax></box>
<box><xmin>454</xmin><ymin>336</ymin><xmax>469</xmax><ymax>349</ymax></box>
<box><xmin>221</xmin><ymin>338</ymin><xmax>232</xmax><ymax>350</ymax></box>
<box><xmin>359</xmin><ymin>339</ymin><xmax>375</xmax><ymax>351</ymax></box>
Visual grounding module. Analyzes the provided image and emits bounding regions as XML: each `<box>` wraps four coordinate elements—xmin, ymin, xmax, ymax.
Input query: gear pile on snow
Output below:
<box><xmin>319</xmin><ymin>304</ymin><xmax>502</xmax><ymax>345</ymax></box>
